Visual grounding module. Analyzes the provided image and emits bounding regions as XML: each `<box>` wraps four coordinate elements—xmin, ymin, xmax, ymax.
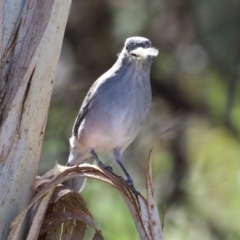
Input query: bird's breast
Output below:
<box><xmin>79</xmin><ymin>68</ymin><xmax>152</xmax><ymax>152</ymax></box>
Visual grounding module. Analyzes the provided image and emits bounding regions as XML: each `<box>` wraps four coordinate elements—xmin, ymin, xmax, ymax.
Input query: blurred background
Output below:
<box><xmin>39</xmin><ymin>0</ymin><xmax>240</xmax><ymax>239</ymax></box>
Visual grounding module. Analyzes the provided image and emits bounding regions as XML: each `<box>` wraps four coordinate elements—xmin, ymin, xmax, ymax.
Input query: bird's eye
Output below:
<box><xmin>131</xmin><ymin>53</ymin><xmax>137</xmax><ymax>57</ymax></box>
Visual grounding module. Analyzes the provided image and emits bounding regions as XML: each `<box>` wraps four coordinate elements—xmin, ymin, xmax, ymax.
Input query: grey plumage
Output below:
<box><xmin>65</xmin><ymin>36</ymin><xmax>158</xmax><ymax>192</ymax></box>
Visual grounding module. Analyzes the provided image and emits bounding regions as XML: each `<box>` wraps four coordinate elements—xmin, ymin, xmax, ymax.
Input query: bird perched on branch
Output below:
<box><xmin>65</xmin><ymin>36</ymin><xmax>158</xmax><ymax>194</ymax></box>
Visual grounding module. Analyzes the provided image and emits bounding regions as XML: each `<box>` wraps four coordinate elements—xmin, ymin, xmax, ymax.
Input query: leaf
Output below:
<box><xmin>146</xmin><ymin>149</ymin><xmax>164</xmax><ymax>240</ymax></box>
<box><xmin>26</xmin><ymin>189</ymin><xmax>55</xmax><ymax>240</ymax></box>
<box><xmin>8</xmin><ymin>187</ymin><xmax>56</xmax><ymax>240</ymax></box>
<box><xmin>9</xmin><ymin>152</ymin><xmax>164</xmax><ymax>240</ymax></box>
<box><xmin>39</xmin><ymin>188</ymin><xmax>102</xmax><ymax>239</ymax></box>
<box><xmin>36</xmin><ymin>167</ymin><xmax>103</xmax><ymax>239</ymax></box>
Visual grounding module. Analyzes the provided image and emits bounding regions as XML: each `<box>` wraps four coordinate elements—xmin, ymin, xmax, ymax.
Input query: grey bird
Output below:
<box><xmin>65</xmin><ymin>36</ymin><xmax>158</xmax><ymax>193</ymax></box>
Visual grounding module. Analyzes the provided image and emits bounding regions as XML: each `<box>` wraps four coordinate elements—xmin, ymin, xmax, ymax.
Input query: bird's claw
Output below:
<box><xmin>97</xmin><ymin>162</ymin><xmax>113</xmax><ymax>173</ymax></box>
<box><xmin>126</xmin><ymin>179</ymin><xmax>140</xmax><ymax>197</ymax></box>
<box><xmin>103</xmin><ymin>165</ymin><xmax>113</xmax><ymax>172</ymax></box>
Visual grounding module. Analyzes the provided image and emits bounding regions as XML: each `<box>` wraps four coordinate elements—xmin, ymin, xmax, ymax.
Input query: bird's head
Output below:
<box><xmin>120</xmin><ymin>37</ymin><xmax>158</xmax><ymax>67</ymax></box>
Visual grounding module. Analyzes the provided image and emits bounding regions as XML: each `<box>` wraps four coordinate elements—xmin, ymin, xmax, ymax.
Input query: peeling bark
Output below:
<box><xmin>0</xmin><ymin>0</ymin><xmax>71</xmax><ymax>239</ymax></box>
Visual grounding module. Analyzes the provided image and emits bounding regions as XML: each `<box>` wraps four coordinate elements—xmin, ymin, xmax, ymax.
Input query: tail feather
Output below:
<box><xmin>64</xmin><ymin>157</ymin><xmax>94</xmax><ymax>192</ymax></box>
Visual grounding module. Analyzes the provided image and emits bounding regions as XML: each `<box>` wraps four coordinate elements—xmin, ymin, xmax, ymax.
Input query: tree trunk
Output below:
<box><xmin>0</xmin><ymin>0</ymin><xmax>71</xmax><ymax>239</ymax></box>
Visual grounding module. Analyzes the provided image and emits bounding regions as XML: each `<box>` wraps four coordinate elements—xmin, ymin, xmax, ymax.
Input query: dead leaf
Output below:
<box><xmin>9</xmin><ymin>151</ymin><xmax>164</xmax><ymax>240</ymax></box>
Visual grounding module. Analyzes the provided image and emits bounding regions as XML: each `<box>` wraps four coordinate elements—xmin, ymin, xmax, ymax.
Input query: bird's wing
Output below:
<box><xmin>72</xmin><ymin>91</ymin><xmax>92</xmax><ymax>137</ymax></box>
<box><xmin>72</xmin><ymin>72</ymin><xmax>113</xmax><ymax>137</ymax></box>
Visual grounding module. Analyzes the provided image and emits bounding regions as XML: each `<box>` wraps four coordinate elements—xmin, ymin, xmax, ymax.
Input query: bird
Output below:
<box><xmin>65</xmin><ymin>36</ymin><xmax>158</xmax><ymax>193</ymax></box>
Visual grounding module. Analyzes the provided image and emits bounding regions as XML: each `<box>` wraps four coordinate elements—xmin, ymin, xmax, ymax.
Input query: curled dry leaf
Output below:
<box><xmin>7</xmin><ymin>187</ymin><xmax>56</xmax><ymax>240</ymax></box>
<box><xmin>26</xmin><ymin>188</ymin><xmax>55</xmax><ymax>240</ymax></box>
<box><xmin>145</xmin><ymin>149</ymin><xmax>164</xmax><ymax>240</ymax></box>
<box><xmin>38</xmin><ymin>186</ymin><xmax>102</xmax><ymax>240</ymax></box>
<box><xmin>9</xmin><ymin>151</ymin><xmax>164</xmax><ymax>240</ymax></box>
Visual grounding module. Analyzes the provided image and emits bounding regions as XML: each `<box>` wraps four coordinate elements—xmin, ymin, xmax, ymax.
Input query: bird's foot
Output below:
<box><xmin>103</xmin><ymin>165</ymin><xmax>113</xmax><ymax>173</ymax></box>
<box><xmin>90</xmin><ymin>149</ymin><xmax>113</xmax><ymax>173</ymax></box>
<box><xmin>126</xmin><ymin>178</ymin><xmax>140</xmax><ymax>197</ymax></box>
<box><xmin>97</xmin><ymin>161</ymin><xmax>113</xmax><ymax>173</ymax></box>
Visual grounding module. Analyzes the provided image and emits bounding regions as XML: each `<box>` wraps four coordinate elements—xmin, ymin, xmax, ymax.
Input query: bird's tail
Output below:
<box><xmin>64</xmin><ymin>157</ymin><xmax>94</xmax><ymax>192</ymax></box>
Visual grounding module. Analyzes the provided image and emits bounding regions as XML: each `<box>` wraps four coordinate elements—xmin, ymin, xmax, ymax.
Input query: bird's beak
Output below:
<box><xmin>130</xmin><ymin>47</ymin><xmax>159</xmax><ymax>59</ymax></box>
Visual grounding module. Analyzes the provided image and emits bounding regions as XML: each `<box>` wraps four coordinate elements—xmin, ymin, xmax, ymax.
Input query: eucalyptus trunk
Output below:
<box><xmin>0</xmin><ymin>0</ymin><xmax>71</xmax><ymax>239</ymax></box>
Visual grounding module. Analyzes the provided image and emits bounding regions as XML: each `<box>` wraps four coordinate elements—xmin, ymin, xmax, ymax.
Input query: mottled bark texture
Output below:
<box><xmin>0</xmin><ymin>0</ymin><xmax>71</xmax><ymax>239</ymax></box>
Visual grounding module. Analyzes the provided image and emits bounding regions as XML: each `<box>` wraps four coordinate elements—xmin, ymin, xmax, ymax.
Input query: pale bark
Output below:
<box><xmin>0</xmin><ymin>0</ymin><xmax>71</xmax><ymax>239</ymax></box>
